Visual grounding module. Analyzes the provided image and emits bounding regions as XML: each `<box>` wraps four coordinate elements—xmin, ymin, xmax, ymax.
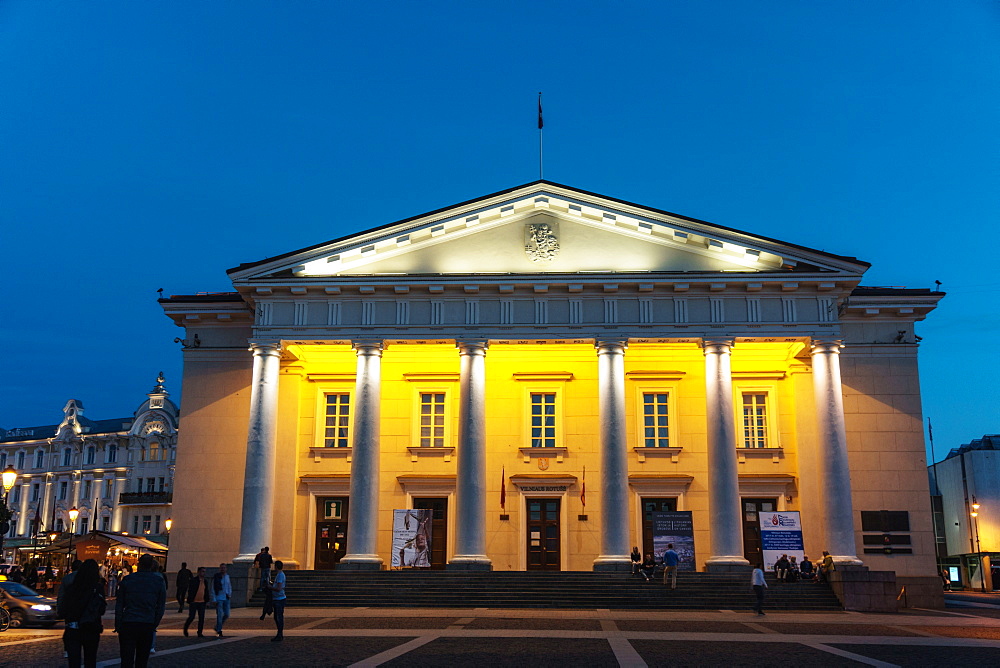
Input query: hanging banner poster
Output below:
<box><xmin>390</xmin><ymin>509</ymin><xmax>433</xmax><ymax>568</ymax></box>
<box><xmin>651</xmin><ymin>511</ymin><xmax>696</xmax><ymax>571</ymax></box>
<box><xmin>758</xmin><ymin>511</ymin><xmax>805</xmax><ymax>571</ymax></box>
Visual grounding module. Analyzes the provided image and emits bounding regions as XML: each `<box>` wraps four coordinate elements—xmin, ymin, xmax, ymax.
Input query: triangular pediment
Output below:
<box><xmin>229</xmin><ymin>182</ymin><xmax>869</xmax><ymax>282</ymax></box>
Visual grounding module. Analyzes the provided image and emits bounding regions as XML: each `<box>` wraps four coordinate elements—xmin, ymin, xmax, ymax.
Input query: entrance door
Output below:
<box><xmin>741</xmin><ymin>498</ymin><xmax>777</xmax><ymax>566</ymax></box>
<box><xmin>526</xmin><ymin>498</ymin><xmax>561</xmax><ymax>571</ymax></box>
<box><xmin>641</xmin><ymin>497</ymin><xmax>678</xmax><ymax>559</ymax></box>
<box><xmin>412</xmin><ymin>497</ymin><xmax>448</xmax><ymax>569</ymax></box>
<box><xmin>315</xmin><ymin>497</ymin><xmax>349</xmax><ymax>570</ymax></box>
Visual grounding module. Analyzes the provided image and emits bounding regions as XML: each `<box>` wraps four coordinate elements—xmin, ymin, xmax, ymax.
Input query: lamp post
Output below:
<box><xmin>971</xmin><ymin>497</ymin><xmax>985</xmax><ymax>593</ymax></box>
<box><xmin>68</xmin><ymin>506</ymin><xmax>79</xmax><ymax>566</ymax></box>
<box><xmin>0</xmin><ymin>464</ymin><xmax>18</xmax><ymax>562</ymax></box>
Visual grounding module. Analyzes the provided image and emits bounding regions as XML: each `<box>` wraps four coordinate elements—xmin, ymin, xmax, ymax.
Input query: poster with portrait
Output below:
<box><xmin>651</xmin><ymin>511</ymin><xmax>696</xmax><ymax>571</ymax></box>
<box><xmin>758</xmin><ymin>511</ymin><xmax>805</xmax><ymax>571</ymax></box>
<box><xmin>391</xmin><ymin>508</ymin><xmax>433</xmax><ymax>568</ymax></box>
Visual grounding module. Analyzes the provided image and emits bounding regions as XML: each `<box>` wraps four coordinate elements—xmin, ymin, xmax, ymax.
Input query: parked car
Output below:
<box><xmin>0</xmin><ymin>581</ymin><xmax>57</xmax><ymax>628</ymax></box>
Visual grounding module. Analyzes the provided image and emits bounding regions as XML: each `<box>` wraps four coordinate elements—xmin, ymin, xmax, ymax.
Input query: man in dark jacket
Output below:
<box><xmin>115</xmin><ymin>554</ymin><xmax>166</xmax><ymax>668</ymax></box>
<box><xmin>175</xmin><ymin>562</ymin><xmax>192</xmax><ymax>613</ymax></box>
<box><xmin>183</xmin><ymin>567</ymin><xmax>212</xmax><ymax>638</ymax></box>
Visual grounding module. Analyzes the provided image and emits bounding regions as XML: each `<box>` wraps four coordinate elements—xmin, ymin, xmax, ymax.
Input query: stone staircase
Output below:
<box><xmin>253</xmin><ymin>570</ymin><xmax>842</xmax><ymax>611</ymax></box>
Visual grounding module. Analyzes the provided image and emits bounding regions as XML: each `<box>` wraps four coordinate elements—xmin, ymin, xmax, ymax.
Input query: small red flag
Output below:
<box><xmin>537</xmin><ymin>92</ymin><xmax>543</xmax><ymax>130</ymax></box>
<box><xmin>580</xmin><ymin>465</ymin><xmax>586</xmax><ymax>508</ymax></box>
<box><xmin>500</xmin><ymin>467</ymin><xmax>506</xmax><ymax>511</ymax></box>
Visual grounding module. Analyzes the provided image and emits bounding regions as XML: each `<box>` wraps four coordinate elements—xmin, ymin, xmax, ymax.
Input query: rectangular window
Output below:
<box><xmin>83</xmin><ymin>480</ymin><xmax>92</xmax><ymax>500</ymax></box>
<box><xmin>154</xmin><ymin>515</ymin><xmax>161</xmax><ymax>534</ymax></box>
<box><xmin>142</xmin><ymin>515</ymin><xmax>152</xmax><ymax>534</ymax></box>
<box><xmin>17</xmin><ymin>452</ymin><xmax>25</xmax><ymax>469</ymax></box>
<box><xmin>419</xmin><ymin>393</ymin><xmax>446</xmax><ymax>447</ymax></box>
<box><xmin>101</xmin><ymin>516</ymin><xmax>111</xmax><ymax>531</ymax></box>
<box><xmin>324</xmin><ymin>393</ymin><xmax>351</xmax><ymax>448</ymax></box>
<box><xmin>35</xmin><ymin>450</ymin><xmax>44</xmax><ymax>468</ymax></box>
<box><xmin>86</xmin><ymin>446</ymin><xmax>96</xmax><ymax>465</ymax></box>
<box><xmin>11</xmin><ymin>485</ymin><xmax>20</xmax><ymax>503</ymax></box>
<box><xmin>104</xmin><ymin>479</ymin><xmax>113</xmax><ymax>498</ymax></box>
<box><xmin>0</xmin><ymin>453</ymin><xmax>6</xmax><ymax>469</ymax></box>
<box><xmin>158</xmin><ymin>477</ymin><xmax>165</xmax><ymax>491</ymax></box>
<box><xmin>146</xmin><ymin>478</ymin><xmax>155</xmax><ymax>493</ymax></box>
<box><xmin>148</xmin><ymin>442</ymin><xmax>160</xmax><ymax>461</ymax></box>
<box><xmin>741</xmin><ymin>393</ymin><xmax>770</xmax><ymax>448</ymax></box>
<box><xmin>106</xmin><ymin>444</ymin><xmax>117</xmax><ymax>463</ymax></box>
<box><xmin>59</xmin><ymin>481</ymin><xmax>68</xmax><ymax>500</ymax></box>
<box><xmin>642</xmin><ymin>393</ymin><xmax>670</xmax><ymax>448</ymax></box>
<box><xmin>31</xmin><ymin>483</ymin><xmax>39</xmax><ymax>502</ymax></box>
<box><xmin>132</xmin><ymin>516</ymin><xmax>139</xmax><ymax>534</ymax></box>
<box><xmin>56</xmin><ymin>518</ymin><xmax>64</xmax><ymax>532</ymax></box>
<box><xmin>63</xmin><ymin>448</ymin><xmax>72</xmax><ymax>467</ymax></box>
<box><xmin>530</xmin><ymin>393</ymin><xmax>557</xmax><ymax>448</ymax></box>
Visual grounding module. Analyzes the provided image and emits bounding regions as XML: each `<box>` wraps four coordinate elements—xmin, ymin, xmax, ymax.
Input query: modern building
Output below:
<box><xmin>160</xmin><ymin>181</ymin><xmax>942</xmax><ymax>590</ymax></box>
<box><xmin>929</xmin><ymin>434</ymin><xmax>1000</xmax><ymax>590</ymax></box>
<box><xmin>0</xmin><ymin>374</ymin><xmax>178</xmax><ymax>561</ymax></box>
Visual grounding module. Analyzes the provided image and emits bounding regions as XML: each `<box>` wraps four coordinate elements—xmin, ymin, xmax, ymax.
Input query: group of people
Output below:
<box><xmin>772</xmin><ymin>551</ymin><xmax>836</xmax><ymax>584</ymax></box>
<box><xmin>629</xmin><ymin>544</ymin><xmax>680</xmax><ymax>588</ymax></box>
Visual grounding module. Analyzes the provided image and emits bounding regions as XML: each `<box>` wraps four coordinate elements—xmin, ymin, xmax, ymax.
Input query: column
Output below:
<box><xmin>41</xmin><ymin>475</ymin><xmax>54</xmax><ymax>533</ymax></box>
<box><xmin>234</xmin><ymin>341</ymin><xmax>282</xmax><ymax>562</ymax></box>
<box><xmin>703</xmin><ymin>340</ymin><xmax>750</xmax><ymax>571</ymax></box>
<box><xmin>811</xmin><ymin>339</ymin><xmax>863</xmax><ymax>566</ymax></box>
<box><xmin>16</xmin><ymin>481</ymin><xmax>30</xmax><ymax>535</ymax></box>
<box><xmin>340</xmin><ymin>342</ymin><xmax>384</xmax><ymax>569</ymax></box>
<box><xmin>449</xmin><ymin>341</ymin><xmax>491</xmax><ymax>570</ymax></box>
<box><xmin>111</xmin><ymin>477</ymin><xmax>127</xmax><ymax>532</ymax></box>
<box><xmin>593</xmin><ymin>341</ymin><xmax>632</xmax><ymax>571</ymax></box>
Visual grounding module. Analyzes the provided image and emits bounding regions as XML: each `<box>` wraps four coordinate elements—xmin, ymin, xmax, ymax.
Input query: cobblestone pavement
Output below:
<box><xmin>2</xmin><ymin>606</ymin><xmax>1000</xmax><ymax>667</ymax></box>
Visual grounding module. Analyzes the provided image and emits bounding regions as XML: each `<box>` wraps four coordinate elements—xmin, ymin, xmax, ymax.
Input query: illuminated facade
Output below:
<box><xmin>161</xmin><ymin>181</ymin><xmax>942</xmax><ymax>581</ymax></box>
<box><xmin>0</xmin><ymin>374</ymin><xmax>178</xmax><ymax>558</ymax></box>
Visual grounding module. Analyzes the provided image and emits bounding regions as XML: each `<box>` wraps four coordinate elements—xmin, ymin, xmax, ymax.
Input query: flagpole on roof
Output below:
<box><xmin>538</xmin><ymin>92</ymin><xmax>544</xmax><ymax>180</ymax></box>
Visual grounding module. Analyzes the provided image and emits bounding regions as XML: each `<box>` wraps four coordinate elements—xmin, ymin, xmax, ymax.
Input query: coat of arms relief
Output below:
<box><xmin>525</xmin><ymin>221</ymin><xmax>559</xmax><ymax>262</ymax></box>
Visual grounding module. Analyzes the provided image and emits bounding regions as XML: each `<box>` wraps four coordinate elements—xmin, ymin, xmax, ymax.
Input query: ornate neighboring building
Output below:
<box><xmin>0</xmin><ymin>374</ymin><xmax>178</xmax><ymax>558</ymax></box>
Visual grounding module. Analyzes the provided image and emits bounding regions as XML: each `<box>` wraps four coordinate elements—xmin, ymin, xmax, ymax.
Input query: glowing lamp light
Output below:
<box><xmin>971</xmin><ymin>511</ymin><xmax>979</xmax><ymax>517</ymax></box>
<box><xmin>165</xmin><ymin>518</ymin><xmax>172</xmax><ymax>532</ymax></box>
<box><xmin>68</xmin><ymin>507</ymin><xmax>79</xmax><ymax>523</ymax></box>
<box><xmin>1</xmin><ymin>464</ymin><xmax>17</xmax><ymax>492</ymax></box>
<box><xmin>49</xmin><ymin>532</ymin><xmax>58</xmax><ymax>542</ymax></box>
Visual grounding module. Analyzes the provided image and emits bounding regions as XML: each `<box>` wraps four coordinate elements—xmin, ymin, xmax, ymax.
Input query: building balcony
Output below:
<box><xmin>118</xmin><ymin>491</ymin><xmax>173</xmax><ymax>506</ymax></box>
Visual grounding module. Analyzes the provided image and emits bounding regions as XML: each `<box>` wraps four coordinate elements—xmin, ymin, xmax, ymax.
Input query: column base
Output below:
<box><xmin>447</xmin><ymin>556</ymin><xmax>493</xmax><ymax>571</ymax></box>
<box><xmin>705</xmin><ymin>556</ymin><xmax>751</xmax><ymax>573</ymax></box>
<box><xmin>232</xmin><ymin>553</ymin><xmax>258</xmax><ymax>564</ymax></box>
<box><xmin>593</xmin><ymin>556</ymin><xmax>632</xmax><ymax>572</ymax></box>
<box><xmin>832</xmin><ymin>556</ymin><xmax>865</xmax><ymax>568</ymax></box>
<box><xmin>338</xmin><ymin>554</ymin><xmax>384</xmax><ymax>571</ymax></box>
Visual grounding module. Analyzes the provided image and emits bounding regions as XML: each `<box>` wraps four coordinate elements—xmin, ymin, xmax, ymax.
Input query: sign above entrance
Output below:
<box><xmin>324</xmin><ymin>499</ymin><xmax>344</xmax><ymax>520</ymax></box>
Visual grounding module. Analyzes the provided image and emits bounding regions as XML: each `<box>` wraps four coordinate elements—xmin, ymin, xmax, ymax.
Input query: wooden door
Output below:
<box><xmin>526</xmin><ymin>498</ymin><xmax>561</xmax><ymax>571</ymax></box>
<box><xmin>412</xmin><ymin>497</ymin><xmax>448</xmax><ymax>569</ymax></box>
<box><xmin>741</xmin><ymin>497</ymin><xmax>777</xmax><ymax>566</ymax></box>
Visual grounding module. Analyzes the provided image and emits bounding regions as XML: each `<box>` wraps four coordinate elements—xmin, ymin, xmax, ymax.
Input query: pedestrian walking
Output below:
<box><xmin>175</xmin><ymin>562</ymin><xmax>192</xmax><ymax>613</ymax></box>
<box><xmin>58</xmin><ymin>559</ymin><xmax>107</xmax><ymax>668</ymax></box>
<box><xmin>662</xmin><ymin>543</ymin><xmax>680</xmax><ymax>589</ymax></box>
<box><xmin>751</xmin><ymin>564</ymin><xmax>767</xmax><ymax>616</ymax></box>
<box><xmin>270</xmin><ymin>560</ymin><xmax>286</xmax><ymax>641</ymax></box>
<box><xmin>212</xmin><ymin>563</ymin><xmax>232</xmax><ymax>638</ymax></box>
<box><xmin>114</xmin><ymin>554</ymin><xmax>166</xmax><ymax>668</ymax></box>
<box><xmin>253</xmin><ymin>546</ymin><xmax>274</xmax><ymax>590</ymax></box>
<box><xmin>182</xmin><ymin>567</ymin><xmax>211</xmax><ymax>637</ymax></box>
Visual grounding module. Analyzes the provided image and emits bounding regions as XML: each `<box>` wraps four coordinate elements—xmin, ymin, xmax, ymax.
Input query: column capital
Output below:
<box><xmin>456</xmin><ymin>340</ymin><xmax>489</xmax><ymax>356</ymax></box>
<box><xmin>702</xmin><ymin>339</ymin><xmax>734</xmax><ymax>355</ymax></box>
<box><xmin>595</xmin><ymin>340</ymin><xmax>627</xmax><ymax>355</ymax></box>
<box><xmin>352</xmin><ymin>340</ymin><xmax>385</xmax><ymax>356</ymax></box>
<box><xmin>810</xmin><ymin>338</ymin><xmax>844</xmax><ymax>355</ymax></box>
<box><xmin>248</xmin><ymin>340</ymin><xmax>282</xmax><ymax>356</ymax></box>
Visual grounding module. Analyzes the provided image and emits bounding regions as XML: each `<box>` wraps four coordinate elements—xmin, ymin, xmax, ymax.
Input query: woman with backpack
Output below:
<box><xmin>58</xmin><ymin>559</ymin><xmax>107</xmax><ymax>668</ymax></box>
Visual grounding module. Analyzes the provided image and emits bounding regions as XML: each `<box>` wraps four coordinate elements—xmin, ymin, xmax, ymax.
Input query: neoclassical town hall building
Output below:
<box><xmin>161</xmin><ymin>182</ymin><xmax>941</xmax><ymax>582</ymax></box>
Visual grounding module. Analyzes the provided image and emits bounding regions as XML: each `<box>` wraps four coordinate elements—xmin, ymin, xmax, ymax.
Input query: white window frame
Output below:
<box><xmin>320</xmin><ymin>391</ymin><xmax>354</xmax><ymax>448</ymax></box>
<box><xmin>526</xmin><ymin>389</ymin><xmax>561</xmax><ymax>448</ymax></box>
<box><xmin>413</xmin><ymin>388</ymin><xmax>451</xmax><ymax>448</ymax></box>
<box><xmin>634</xmin><ymin>386</ymin><xmax>678</xmax><ymax>449</ymax></box>
<box><xmin>732</xmin><ymin>382</ymin><xmax>780</xmax><ymax>449</ymax></box>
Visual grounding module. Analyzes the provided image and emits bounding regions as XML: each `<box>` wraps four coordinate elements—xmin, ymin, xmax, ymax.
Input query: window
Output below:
<box><xmin>158</xmin><ymin>477</ymin><xmax>165</xmax><ymax>492</ymax></box>
<box><xmin>11</xmin><ymin>485</ymin><xmax>20</xmax><ymax>503</ymax></box>
<box><xmin>17</xmin><ymin>451</ymin><xmax>25</xmax><ymax>470</ymax></box>
<box><xmin>56</xmin><ymin>518</ymin><xmax>64</xmax><ymax>532</ymax></box>
<box><xmin>642</xmin><ymin>393</ymin><xmax>670</xmax><ymax>447</ymax></box>
<box><xmin>106</xmin><ymin>444</ymin><xmax>117</xmax><ymax>463</ymax></box>
<box><xmin>141</xmin><ymin>515</ymin><xmax>152</xmax><ymax>534</ymax></box>
<box><xmin>83</xmin><ymin>480</ymin><xmax>92</xmax><ymax>500</ymax></box>
<box><xmin>741</xmin><ymin>393</ymin><xmax>770</xmax><ymax>448</ymax></box>
<box><xmin>148</xmin><ymin>442</ymin><xmax>161</xmax><ymax>461</ymax></box>
<box><xmin>153</xmin><ymin>515</ymin><xmax>161</xmax><ymax>534</ymax></box>
<box><xmin>132</xmin><ymin>516</ymin><xmax>139</xmax><ymax>535</ymax></box>
<box><xmin>530</xmin><ymin>393</ymin><xmax>557</xmax><ymax>447</ymax></box>
<box><xmin>35</xmin><ymin>449</ymin><xmax>44</xmax><ymax>469</ymax></box>
<box><xmin>419</xmin><ymin>393</ymin><xmax>446</xmax><ymax>447</ymax></box>
<box><xmin>86</xmin><ymin>446</ymin><xmax>96</xmax><ymax>465</ymax></box>
<box><xmin>146</xmin><ymin>478</ymin><xmax>155</xmax><ymax>493</ymax></box>
<box><xmin>0</xmin><ymin>452</ymin><xmax>6</xmax><ymax>468</ymax></box>
<box><xmin>63</xmin><ymin>448</ymin><xmax>73</xmax><ymax>467</ymax></box>
<box><xmin>324</xmin><ymin>394</ymin><xmax>351</xmax><ymax>448</ymax></box>
<box><xmin>104</xmin><ymin>479</ymin><xmax>113</xmax><ymax>498</ymax></box>
<box><xmin>31</xmin><ymin>483</ymin><xmax>39</xmax><ymax>502</ymax></box>
<box><xmin>101</xmin><ymin>516</ymin><xmax>110</xmax><ymax>531</ymax></box>
<box><xmin>59</xmin><ymin>481</ymin><xmax>68</xmax><ymax>500</ymax></box>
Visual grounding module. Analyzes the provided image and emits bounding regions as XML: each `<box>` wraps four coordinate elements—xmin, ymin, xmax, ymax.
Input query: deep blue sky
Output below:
<box><xmin>2</xmin><ymin>2</ymin><xmax>997</xmax><ymax>461</ymax></box>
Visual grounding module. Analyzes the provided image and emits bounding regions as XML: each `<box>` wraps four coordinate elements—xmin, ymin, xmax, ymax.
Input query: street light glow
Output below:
<box><xmin>1</xmin><ymin>464</ymin><xmax>17</xmax><ymax>492</ymax></box>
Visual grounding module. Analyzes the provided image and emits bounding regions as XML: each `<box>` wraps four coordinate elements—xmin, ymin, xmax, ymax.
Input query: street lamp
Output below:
<box><xmin>0</xmin><ymin>464</ymin><xmax>17</xmax><ymax>561</ymax></box>
<box><xmin>164</xmin><ymin>518</ymin><xmax>172</xmax><ymax>532</ymax></box>
<box><xmin>971</xmin><ymin>496</ymin><xmax>985</xmax><ymax>593</ymax></box>
<box><xmin>68</xmin><ymin>507</ymin><xmax>79</xmax><ymax>564</ymax></box>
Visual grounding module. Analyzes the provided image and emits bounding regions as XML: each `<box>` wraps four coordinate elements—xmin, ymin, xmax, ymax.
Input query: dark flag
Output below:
<box><xmin>500</xmin><ymin>467</ymin><xmax>506</xmax><ymax>511</ymax></box>
<box><xmin>537</xmin><ymin>92</ymin><xmax>543</xmax><ymax>130</ymax></box>
<box><xmin>580</xmin><ymin>465</ymin><xmax>586</xmax><ymax>508</ymax></box>
<box><xmin>32</xmin><ymin>508</ymin><xmax>40</xmax><ymax>536</ymax></box>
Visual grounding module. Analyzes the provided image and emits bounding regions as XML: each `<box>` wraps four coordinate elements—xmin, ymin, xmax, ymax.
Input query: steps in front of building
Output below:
<box><xmin>254</xmin><ymin>571</ymin><xmax>842</xmax><ymax>610</ymax></box>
